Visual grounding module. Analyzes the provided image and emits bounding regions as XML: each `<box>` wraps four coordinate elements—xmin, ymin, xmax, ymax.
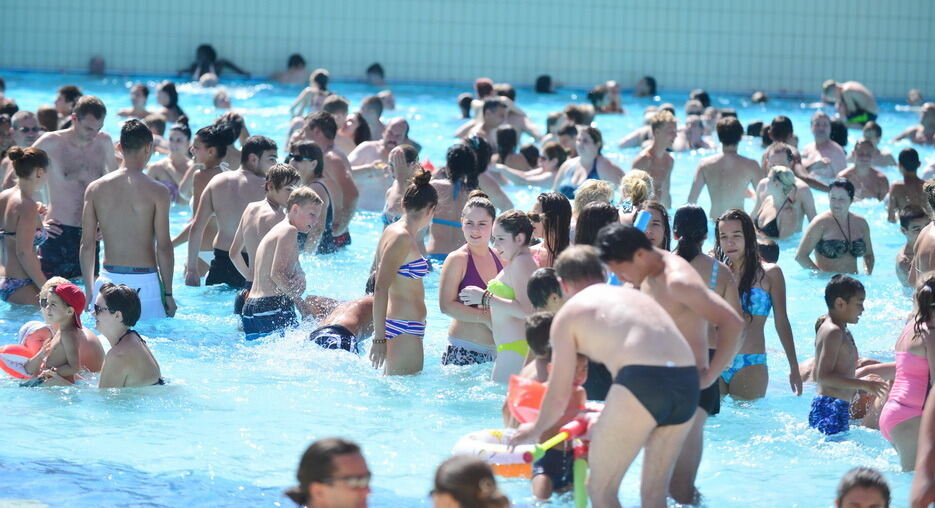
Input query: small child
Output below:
<box><xmin>526</xmin><ymin>267</ymin><xmax>563</xmax><ymax>313</ymax></box>
<box><xmin>810</xmin><ymin>275</ymin><xmax>887</xmax><ymax>435</ymax></box>
<box><xmin>23</xmin><ymin>281</ymin><xmax>86</xmax><ymax>385</ymax></box>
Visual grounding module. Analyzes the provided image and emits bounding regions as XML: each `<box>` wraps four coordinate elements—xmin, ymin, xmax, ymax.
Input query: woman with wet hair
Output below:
<box><xmin>796</xmin><ymin>178</ymin><xmax>873</xmax><ymax>274</ymax></box>
<box><xmin>529</xmin><ymin>191</ymin><xmax>572</xmax><ymax>268</ymax></box>
<box><xmin>156</xmin><ymin>81</ymin><xmax>185</xmax><ymax>123</ymax></box>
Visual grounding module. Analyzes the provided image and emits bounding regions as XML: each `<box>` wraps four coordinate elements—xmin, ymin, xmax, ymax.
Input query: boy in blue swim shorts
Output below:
<box><xmin>809</xmin><ymin>275</ymin><xmax>887</xmax><ymax>435</ymax></box>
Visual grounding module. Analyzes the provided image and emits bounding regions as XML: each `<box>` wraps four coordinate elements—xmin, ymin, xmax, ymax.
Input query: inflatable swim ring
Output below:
<box><xmin>451</xmin><ymin>428</ymin><xmax>535</xmax><ymax>478</ymax></box>
<box><xmin>506</xmin><ymin>375</ymin><xmax>604</xmax><ymax>424</ymax></box>
<box><xmin>0</xmin><ymin>344</ymin><xmax>34</xmax><ymax>380</ymax></box>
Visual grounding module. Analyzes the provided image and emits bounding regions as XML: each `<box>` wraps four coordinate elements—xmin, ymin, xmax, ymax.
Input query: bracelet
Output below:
<box><xmin>164</xmin><ymin>292</ymin><xmax>173</xmax><ymax>297</ymax></box>
<box><xmin>481</xmin><ymin>290</ymin><xmax>492</xmax><ymax>309</ymax></box>
<box><xmin>373</xmin><ymin>338</ymin><xmax>387</xmax><ymax>344</ymax></box>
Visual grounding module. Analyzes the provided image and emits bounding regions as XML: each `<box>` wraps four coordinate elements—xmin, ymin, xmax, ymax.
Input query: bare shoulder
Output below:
<box><xmin>763</xmin><ymin>262</ymin><xmax>784</xmax><ymax>283</ymax></box>
<box><xmin>33</xmin><ymin>130</ymin><xmax>62</xmax><ymax>148</ymax></box>
<box><xmin>95</xmin><ymin>130</ymin><xmax>115</xmax><ymax>145</ymax></box>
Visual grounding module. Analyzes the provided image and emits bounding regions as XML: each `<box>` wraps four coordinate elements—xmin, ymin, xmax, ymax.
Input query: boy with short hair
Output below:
<box><xmin>526</xmin><ymin>267</ymin><xmax>563</xmax><ymax>313</ymax></box>
<box><xmin>810</xmin><ymin>275</ymin><xmax>887</xmax><ymax>435</ymax></box>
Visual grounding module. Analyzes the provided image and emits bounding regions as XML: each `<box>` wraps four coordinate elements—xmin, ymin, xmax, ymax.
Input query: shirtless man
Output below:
<box><xmin>836</xmin><ymin>139</ymin><xmax>888</xmax><ymax>201</ymax></box>
<box><xmin>888</xmin><ymin>148</ymin><xmax>929</xmax><ymax>222</ymax></box>
<box><xmin>241</xmin><ymin>187</ymin><xmax>323</xmax><ymax>341</ymax></box>
<box><xmin>307</xmin><ymin>294</ymin><xmax>375</xmax><ymax>354</ymax></box>
<box><xmin>822</xmin><ymin>80</ymin><xmax>878</xmax><ymax>128</ymax></box>
<box><xmin>303</xmin><ymin>112</ymin><xmax>358</xmax><ymax>235</ymax></box>
<box><xmin>671</xmin><ymin>115</ymin><xmax>711</xmax><ymax>152</ymax></box>
<box><xmin>80</xmin><ymin>119</ymin><xmax>175</xmax><ymax>320</ymax></box>
<box><xmin>895</xmin><ymin>205</ymin><xmax>929</xmax><ymax>287</ymax></box>
<box><xmin>360</xmin><ymin>95</ymin><xmax>385</xmax><ymax>140</ymax></box>
<box><xmin>894</xmin><ymin>103</ymin><xmax>935</xmax><ymax>146</ymax></box>
<box><xmin>509</xmin><ymin>252</ymin><xmax>701</xmax><ymax>508</ymax></box>
<box><xmin>801</xmin><ymin>111</ymin><xmax>847</xmax><ymax>180</ymax></box>
<box><xmin>597</xmin><ymin>223</ymin><xmax>743</xmax><ymax>505</ymax></box>
<box><xmin>117</xmin><ymin>84</ymin><xmax>151</xmax><ymax>120</ymax></box>
<box><xmin>466</xmin><ymin>99</ymin><xmax>507</xmax><ymax>151</ymax></box>
<box><xmin>1</xmin><ymin>111</ymin><xmax>43</xmax><ymax>189</ymax></box>
<box><xmin>185</xmin><ymin>136</ymin><xmax>277</xmax><ymax>288</ymax></box>
<box><xmin>349</xmin><ymin>117</ymin><xmax>408</xmax><ymax>167</ymax></box>
<box><xmin>632</xmin><ymin>110</ymin><xmax>677</xmax><ymax>208</ymax></box>
<box><xmin>229</xmin><ymin>164</ymin><xmax>301</xmax><ymax>313</ymax></box>
<box><xmin>33</xmin><ymin>96</ymin><xmax>118</xmax><ymax>279</ymax></box>
<box><xmin>848</xmin><ymin>122</ymin><xmax>895</xmax><ymax>167</ymax></box>
<box><xmin>53</xmin><ymin>85</ymin><xmax>82</xmax><ymax>129</ymax></box>
<box><xmin>688</xmin><ymin>117</ymin><xmax>761</xmax><ymax>218</ymax></box>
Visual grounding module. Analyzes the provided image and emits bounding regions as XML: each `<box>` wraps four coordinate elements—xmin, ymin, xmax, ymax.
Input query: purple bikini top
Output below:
<box><xmin>458</xmin><ymin>247</ymin><xmax>504</xmax><ymax>293</ymax></box>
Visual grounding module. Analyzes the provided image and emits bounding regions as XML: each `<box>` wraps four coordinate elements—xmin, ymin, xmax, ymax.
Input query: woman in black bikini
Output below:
<box><xmin>795</xmin><ymin>178</ymin><xmax>874</xmax><ymax>274</ymax></box>
<box><xmin>752</xmin><ymin>144</ymin><xmax>817</xmax><ymax>238</ymax></box>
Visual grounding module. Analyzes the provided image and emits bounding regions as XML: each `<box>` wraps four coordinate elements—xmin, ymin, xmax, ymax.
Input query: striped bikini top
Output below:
<box><xmin>397</xmin><ymin>257</ymin><xmax>430</xmax><ymax>279</ymax></box>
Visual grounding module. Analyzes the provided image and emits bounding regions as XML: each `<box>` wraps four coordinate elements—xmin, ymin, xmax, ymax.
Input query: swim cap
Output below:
<box><xmin>53</xmin><ymin>282</ymin><xmax>85</xmax><ymax>329</ymax></box>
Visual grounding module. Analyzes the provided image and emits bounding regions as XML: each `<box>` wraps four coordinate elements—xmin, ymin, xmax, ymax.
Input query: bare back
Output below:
<box><xmin>240</xmin><ymin>200</ymin><xmax>285</xmax><ymax>281</ymax></box>
<box><xmin>86</xmin><ymin>170</ymin><xmax>168</xmax><ymax>267</ymax></box>
<box><xmin>696</xmin><ymin>152</ymin><xmax>760</xmax><ymax>217</ymax></box>
<box><xmin>204</xmin><ymin>170</ymin><xmax>266</xmax><ymax>249</ymax></box>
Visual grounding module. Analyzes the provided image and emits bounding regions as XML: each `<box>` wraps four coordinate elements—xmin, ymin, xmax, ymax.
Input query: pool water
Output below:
<box><xmin>1</xmin><ymin>71</ymin><xmax>932</xmax><ymax>507</ymax></box>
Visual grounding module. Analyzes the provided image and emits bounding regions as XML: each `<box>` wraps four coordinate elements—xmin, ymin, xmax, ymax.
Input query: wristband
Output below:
<box><xmin>372</xmin><ymin>338</ymin><xmax>387</xmax><ymax>344</ymax></box>
<box><xmin>164</xmin><ymin>292</ymin><xmax>173</xmax><ymax>297</ymax></box>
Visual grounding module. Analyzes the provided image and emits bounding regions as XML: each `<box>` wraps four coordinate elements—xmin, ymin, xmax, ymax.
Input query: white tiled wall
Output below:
<box><xmin>3</xmin><ymin>0</ymin><xmax>933</xmax><ymax>97</ymax></box>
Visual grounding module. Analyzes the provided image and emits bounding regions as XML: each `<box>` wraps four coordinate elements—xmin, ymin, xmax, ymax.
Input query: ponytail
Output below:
<box><xmin>913</xmin><ymin>273</ymin><xmax>935</xmax><ymax>337</ymax></box>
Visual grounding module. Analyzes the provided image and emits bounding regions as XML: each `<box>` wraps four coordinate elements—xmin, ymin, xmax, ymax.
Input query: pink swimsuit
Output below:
<box><xmin>878</xmin><ymin>328</ymin><xmax>931</xmax><ymax>441</ymax></box>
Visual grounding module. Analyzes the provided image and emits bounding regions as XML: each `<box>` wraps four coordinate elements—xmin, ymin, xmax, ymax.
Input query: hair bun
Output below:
<box><xmin>411</xmin><ymin>167</ymin><xmax>432</xmax><ymax>187</ymax></box>
<box><xmin>6</xmin><ymin>146</ymin><xmax>24</xmax><ymax>161</ymax></box>
<box><xmin>176</xmin><ymin>115</ymin><xmax>189</xmax><ymax>127</ymax></box>
<box><xmin>468</xmin><ymin>189</ymin><xmax>489</xmax><ymax>200</ymax></box>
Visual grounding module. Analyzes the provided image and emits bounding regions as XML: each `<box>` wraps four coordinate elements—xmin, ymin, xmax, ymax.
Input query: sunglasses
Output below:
<box><xmin>17</xmin><ymin>126</ymin><xmax>43</xmax><ymax>133</ymax></box>
<box><xmin>288</xmin><ymin>154</ymin><xmax>309</xmax><ymax>162</ymax></box>
<box><xmin>322</xmin><ymin>474</ymin><xmax>371</xmax><ymax>489</ymax></box>
<box><xmin>94</xmin><ymin>304</ymin><xmax>114</xmax><ymax>315</ymax></box>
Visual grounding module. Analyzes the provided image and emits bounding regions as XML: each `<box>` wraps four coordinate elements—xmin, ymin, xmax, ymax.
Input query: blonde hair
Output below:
<box><xmin>287</xmin><ymin>186</ymin><xmax>324</xmax><ymax>209</ymax></box>
<box><xmin>573</xmin><ymin>179</ymin><xmax>614</xmax><ymax>215</ymax></box>
<box><xmin>39</xmin><ymin>276</ymin><xmax>70</xmax><ymax>299</ymax></box>
<box><xmin>650</xmin><ymin>110</ymin><xmax>676</xmax><ymax>132</ymax></box>
<box><xmin>768</xmin><ymin>165</ymin><xmax>796</xmax><ymax>196</ymax></box>
<box><xmin>620</xmin><ymin>169</ymin><xmax>654</xmax><ymax>208</ymax></box>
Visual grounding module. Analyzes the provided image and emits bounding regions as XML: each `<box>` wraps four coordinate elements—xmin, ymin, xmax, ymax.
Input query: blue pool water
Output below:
<box><xmin>1</xmin><ymin>71</ymin><xmax>932</xmax><ymax>507</ymax></box>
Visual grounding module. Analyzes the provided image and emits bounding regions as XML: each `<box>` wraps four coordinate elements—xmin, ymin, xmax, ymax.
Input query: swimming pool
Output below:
<box><xmin>1</xmin><ymin>70</ymin><xmax>932</xmax><ymax>507</ymax></box>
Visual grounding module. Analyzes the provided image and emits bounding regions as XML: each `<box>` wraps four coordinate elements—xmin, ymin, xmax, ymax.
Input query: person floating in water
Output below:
<box><xmin>809</xmin><ymin>275</ymin><xmax>887</xmax><ymax>436</ymax></box>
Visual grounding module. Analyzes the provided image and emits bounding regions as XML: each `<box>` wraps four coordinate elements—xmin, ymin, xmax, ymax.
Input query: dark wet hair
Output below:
<box><xmin>402</xmin><ymin>168</ymin><xmax>438</xmax><ymax>212</ymax></box>
<box><xmin>494</xmin><ymin>83</ymin><xmax>515</xmax><ymax>102</ymax></box>
<box><xmin>433</xmin><ymin>455</ymin><xmax>510</xmax><ymax>508</ymax></box>
<box><xmin>715</xmin><ymin>209</ymin><xmax>762</xmax><ymax>313</ymax></box>
<box><xmin>574</xmin><ymin>201</ymin><xmax>619</xmax><ymax>246</ymax></box>
<box><xmin>641</xmin><ymin>201</ymin><xmax>671</xmax><ymax>250</ymax></box>
<box><xmin>462</xmin><ymin>190</ymin><xmax>496</xmax><ymax>221</ymax></box>
<box><xmin>343</xmin><ymin>112</ymin><xmax>368</xmax><ymax>146</ymax></box>
<box><xmin>284</xmin><ymin>438</ymin><xmax>362</xmax><ymax>506</ymax></box>
<box><xmin>899</xmin><ymin>147</ymin><xmax>921</xmax><ymax>172</ymax></box>
<box><xmin>366</xmin><ymin>62</ymin><xmax>385</xmax><ymax>79</ymax></box>
<box><xmin>563</xmin><ymin>104</ymin><xmax>588</xmax><ymax>125</ymax></box>
<box><xmin>457</xmin><ymin>93</ymin><xmax>473</xmax><ymax>118</ymax></box>
<box><xmin>36</xmin><ymin>106</ymin><xmax>58</xmax><ymax>132</ymax></box>
<box><xmin>196</xmin><ymin>123</ymin><xmax>236</xmax><ymax>159</ymax></box>
<box><xmin>769</xmin><ymin>116</ymin><xmax>793</xmax><ymax>142</ymax></box>
<box><xmin>541</xmin><ymin>141</ymin><xmax>567</xmax><ymax>167</ymax></box>
<box><xmin>496</xmin><ymin>210</ymin><xmax>534</xmax><ymax>246</ymax></box>
<box><xmin>305</xmin><ymin>111</ymin><xmax>337</xmax><ymax>140</ymax></box>
<box><xmin>554</xmin><ymin>245</ymin><xmax>605</xmax><ymax>284</ymax></box>
<box><xmin>196</xmin><ymin>44</ymin><xmax>217</xmax><ymax>62</ymax></box>
<box><xmin>824</xmin><ymin>274</ymin><xmax>865</xmax><ymax>309</ymax></box>
<box><xmin>557</xmin><ymin>124</ymin><xmax>578</xmax><ymax>140</ymax></box>
<box><xmin>131</xmin><ymin>84</ymin><xmax>149</xmax><ymax>98</ymax></box>
<box><xmin>830</xmin><ymin>119</ymin><xmax>848</xmax><ymax>148</ymax></box>
<box><xmin>829</xmin><ymin>178</ymin><xmax>855</xmax><ymax>201</ymax></box>
<box><xmin>143</xmin><ymin>113</ymin><xmax>167</xmax><ymax>136</ymax></box>
<box><xmin>535</xmin><ymin>75</ymin><xmax>553</xmax><ymax>94</ymax></box>
<box><xmin>287</xmin><ymin>53</ymin><xmax>305</xmax><ymax>69</ymax></box>
<box><xmin>587</xmin><ymin>84</ymin><xmax>608</xmax><ymax>109</ymax></box>
<box><xmin>169</xmin><ymin>115</ymin><xmax>192</xmax><ymax>140</ymax></box>
<box><xmin>58</xmin><ymin>84</ymin><xmax>83</xmax><ymax>104</ymax></box>
<box><xmin>241</xmin><ymin>135</ymin><xmax>277</xmax><ymax>165</ymax></box>
<box><xmin>642</xmin><ymin>76</ymin><xmax>657</xmax><ymax>95</ymax></box>
<box><xmin>311</xmin><ymin>69</ymin><xmax>330</xmax><ymax>91</ymax></box>
<box><xmin>474</xmin><ymin>78</ymin><xmax>494</xmax><ymax>98</ymax></box>
<box><xmin>446</xmin><ymin>143</ymin><xmax>479</xmax><ymax>190</ymax></box>
<box><xmin>527</xmin><ymin>267</ymin><xmax>561</xmax><ymax>310</ymax></box>
<box><xmin>119</xmin><ymin>119</ymin><xmax>154</xmax><ymax>152</ymax></box>
<box><xmin>289</xmin><ymin>140</ymin><xmax>325</xmax><ymax>178</ymax></box>
<box><xmin>7</xmin><ymin>146</ymin><xmax>49</xmax><ymax>179</ymax></box>
<box><xmin>74</xmin><ymin>96</ymin><xmax>106</xmax><ymax>120</ymax></box>
<box><xmin>215</xmin><ymin>112</ymin><xmax>245</xmax><ymax>139</ymax></box>
<box><xmin>157</xmin><ymin>81</ymin><xmax>180</xmax><ymax>109</ymax></box>
<box><xmin>482</xmin><ymin>98</ymin><xmax>504</xmax><ymax>116</ymax></box>
<box><xmin>596</xmin><ymin>223</ymin><xmax>653</xmax><ymax>263</ymax></box>
<box><xmin>546</xmin><ymin>111</ymin><xmax>563</xmax><ymax>133</ymax></box>
<box><xmin>716</xmin><ymin>117</ymin><xmax>743</xmax><ymax>146</ymax></box>
<box><xmin>757</xmin><ymin>238</ymin><xmax>779</xmax><ymax>263</ymax></box>
<box><xmin>863</xmin><ymin>120</ymin><xmax>882</xmax><ymax>138</ymax></box>
<box><xmin>834</xmin><ymin>467</ymin><xmax>889</xmax><ymax>508</ymax></box>
<box><xmin>0</xmin><ymin>99</ymin><xmax>17</xmax><ymax>117</ymax></box>
<box><xmin>690</xmin><ymin>89</ymin><xmax>711</xmax><ymax>108</ymax></box>
<box><xmin>99</xmin><ymin>282</ymin><xmax>142</xmax><ymax>327</ymax></box>
<box><xmin>673</xmin><ymin>204</ymin><xmax>708</xmax><ymax>262</ymax></box>
<box><xmin>322</xmin><ymin>95</ymin><xmax>349</xmax><ymax>117</ymax></box>
<box><xmin>537</xmin><ymin>192</ymin><xmax>572</xmax><ymax>264</ymax></box>
<box><xmin>265</xmin><ymin>163</ymin><xmax>301</xmax><ymax>191</ymax></box>
<box><xmin>526</xmin><ymin>312</ymin><xmax>554</xmax><ymax>358</ymax></box>
<box><xmin>580</xmin><ymin>126</ymin><xmax>603</xmax><ymax>154</ymax></box>
<box><xmin>361</xmin><ymin>94</ymin><xmax>383</xmax><ymax>116</ymax></box>
<box><xmin>466</xmin><ymin>135</ymin><xmax>492</xmax><ymax>175</ymax></box>
<box><xmin>899</xmin><ymin>204</ymin><xmax>928</xmax><ymax>229</ymax></box>
<box><xmin>519</xmin><ymin>144</ymin><xmax>539</xmax><ymax>168</ymax></box>
<box><xmin>496</xmin><ymin>125</ymin><xmax>518</xmax><ymax>161</ymax></box>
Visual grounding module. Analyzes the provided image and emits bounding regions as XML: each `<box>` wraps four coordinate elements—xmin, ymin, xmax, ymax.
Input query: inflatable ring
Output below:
<box><xmin>0</xmin><ymin>344</ymin><xmax>34</xmax><ymax>380</ymax></box>
<box><xmin>452</xmin><ymin>429</ymin><xmax>535</xmax><ymax>478</ymax></box>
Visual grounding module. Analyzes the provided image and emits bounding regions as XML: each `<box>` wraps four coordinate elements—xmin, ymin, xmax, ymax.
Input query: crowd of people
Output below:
<box><xmin>1</xmin><ymin>52</ymin><xmax>934</xmax><ymax>507</ymax></box>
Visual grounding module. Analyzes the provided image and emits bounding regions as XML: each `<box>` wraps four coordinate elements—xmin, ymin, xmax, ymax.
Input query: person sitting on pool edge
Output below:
<box><xmin>810</xmin><ymin>275</ymin><xmax>887</xmax><ymax>435</ymax></box>
<box><xmin>285</xmin><ymin>437</ymin><xmax>372</xmax><ymax>508</ymax></box>
<box><xmin>833</xmin><ymin>467</ymin><xmax>891</xmax><ymax>508</ymax></box>
<box><xmin>241</xmin><ymin>187</ymin><xmax>323</xmax><ymax>341</ymax></box>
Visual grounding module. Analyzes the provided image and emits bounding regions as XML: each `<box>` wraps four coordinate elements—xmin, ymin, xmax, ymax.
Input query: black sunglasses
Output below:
<box><xmin>321</xmin><ymin>474</ymin><xmax>371</xmax><ymax>489</ymax></box>
<box><xmin>17</xmin><ymin>126</ymin><xmax>43</xmax><ymax>133</ymax></box>
<box><xmin>94</xmin><ymin>304</ymin><xmax>114</xmax><ymax>315</ymax></box>
<box><xmin>288</xmin><ymin>154</ymin><xmax>309</xmax><ymax>162</ymax></box>
<box><xmin>39</xmin><ymin>297</ymin><xmax>48</xmax><ymax>308</ymax></box>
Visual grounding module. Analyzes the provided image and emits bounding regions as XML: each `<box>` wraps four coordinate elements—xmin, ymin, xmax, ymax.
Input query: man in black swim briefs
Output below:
<box><xmin>510</xmin><ymin>245</ymin><xmax>700</xmax><ymax>508</ymax></box>
<box><xmin>307</xmin><ymin>295</ymin><xmax>374</xmax><ymax>354</ymax></box>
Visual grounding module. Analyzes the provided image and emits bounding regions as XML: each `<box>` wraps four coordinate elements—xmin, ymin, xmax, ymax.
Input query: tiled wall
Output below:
<box><xmin>3</xmin><ymin>0</ymin><xmax>933</xmax><ymax>97</ymax></box>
